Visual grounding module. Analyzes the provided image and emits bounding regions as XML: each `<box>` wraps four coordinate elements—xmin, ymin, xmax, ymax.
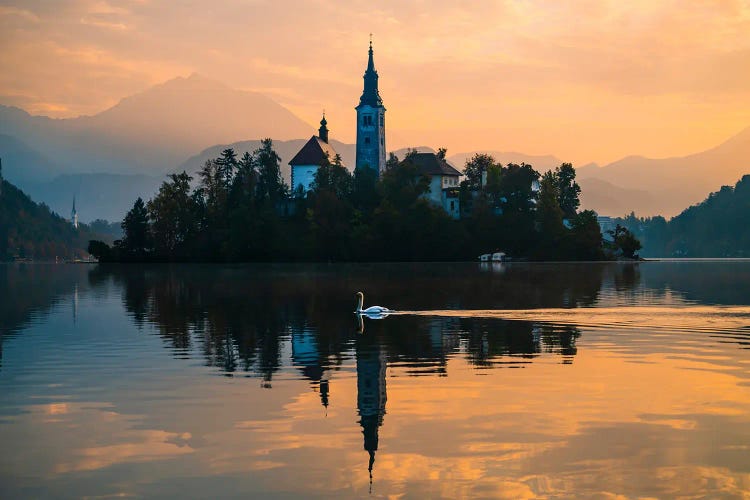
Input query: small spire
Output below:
<box><xmin>318</xmin><ymin>112</ymin><xmax>329</xmax><ymax>143</ymax></box>
<box><xmin>367</xmin><ymin>37</ymin><xmax>375</xmax><ymax>72</ymax></box>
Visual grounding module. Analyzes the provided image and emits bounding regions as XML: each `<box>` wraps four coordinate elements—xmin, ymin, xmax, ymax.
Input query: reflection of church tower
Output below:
<box><xmin>71</xmin><ymin>197</ymin><xmax>78</xmax><ymax>229</ymax></box>
<box><xmin>356</xmin><ymin>339</ymin><xmax>387</xmax><ymax>483</ymax></box>
<box><xmin>355</xmin><ymin>39</ymin><xmax>386</xmax><ymax>176</ymax></box>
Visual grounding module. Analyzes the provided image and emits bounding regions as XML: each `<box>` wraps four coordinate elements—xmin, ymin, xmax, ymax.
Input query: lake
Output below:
<box><xmin>1</xmin><ymin>261</ymin><xmax>750</xmax><ymax>498</ymax></box>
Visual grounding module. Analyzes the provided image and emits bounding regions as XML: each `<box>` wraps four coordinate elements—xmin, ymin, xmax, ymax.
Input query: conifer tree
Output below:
<box><xmin>121</xmin><ymin>197</ymin><xmax>151</xmax><ymax>256</ymax></box>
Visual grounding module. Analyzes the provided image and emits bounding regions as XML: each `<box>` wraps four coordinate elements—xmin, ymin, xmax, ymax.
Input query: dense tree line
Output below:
<box><xmin>89</xmin><ymin>140</ymin><xmax>630</xmax><ymax>262</ymax></box>
<box><xmin>616</xmin><ymin>174</ymin><xmax>750</xmax><ymax>257</ymax></box>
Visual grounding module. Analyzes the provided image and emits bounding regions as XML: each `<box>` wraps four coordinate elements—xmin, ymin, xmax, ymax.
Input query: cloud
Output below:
<box><xmin>2</xmin><ymin>0</ymin><xmax>750</xmax><ymax>161</ymax></box>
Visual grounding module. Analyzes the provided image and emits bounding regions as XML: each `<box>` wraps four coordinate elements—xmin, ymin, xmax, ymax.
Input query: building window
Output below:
<box><xmin>363</xmin><ymin>115</ymin><xmax>373</xmax><ymax>126</ymax></box>
<box><xmin>380</xmin><ymin>137</ymin><xmax>384</xmax><ymax>145</ymax></box>
<box><xmin>365</xmin><ymin>137</ymin><xmax>370</xmax><ymax>144</ymax></box>
<box><xmin>450</xmin><ymin>201</ymin><xmax>455</xmax><ymax>211</ymax></box>
<box><xmin>380</xmin><ymin>115</ymin><xmax>384</xmax><ymax>126</ymax></box>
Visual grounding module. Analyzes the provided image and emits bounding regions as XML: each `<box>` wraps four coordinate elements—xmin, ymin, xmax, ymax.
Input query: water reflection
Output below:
<box><xmin>356</xmin><ymin>334</ymin><xmax>387</xmax><ymax>486</ymax></box>
<box><xmin>2</xmin><ymin>262</ymin><xmax>750</xmax><ymax>498</ymax></box>
<box><xmin>83</xmin><ymin>265</ymin><xmax>597</xmax><ymax>382</ymax></box>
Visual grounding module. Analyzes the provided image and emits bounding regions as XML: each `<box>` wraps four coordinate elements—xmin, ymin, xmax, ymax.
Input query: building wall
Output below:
<box><xmin>426</xmin><ymin>175</ymin><xmax>443</xmax><ymax>205</ymax></box>
<box><xmin>291</xmin><ymin>164</ymin><xmax>319</xmax><ymax>194</ymax></box>
<box><xmin>441</xmin><ymin>191</ymin><xmax>460</xmax><ymax>219</ymax></box>
<box><xmin>355</xmin><ymin>104</ymin><xmax>386</xmax><ymax>175</ymax></box>
<box><xmin>423</xmin><ymin>174</ymin><xmax>461</xmax><ymax>219</ymax></box>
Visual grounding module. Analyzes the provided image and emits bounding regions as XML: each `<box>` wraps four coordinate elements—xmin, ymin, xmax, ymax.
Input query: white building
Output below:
<box><xmin>289</xmin><ymin>115</ymin><xmax>343</xmax><ymax>195</ymax></box>
<box><xmin>409</xmin><ymin>152</ymin><xmax>462</xmax><ymax>219</ymax></box>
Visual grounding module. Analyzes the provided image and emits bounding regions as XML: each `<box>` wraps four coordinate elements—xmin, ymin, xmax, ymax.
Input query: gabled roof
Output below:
<box><xmin>409</xmin><ymin>152</ymin><xmax>462</xmax><ymax>176</ymax></box>
<box><xmin>289</xmin><ymin>136</ymin><xmax>341</xmax><ymax>166</ymax></box>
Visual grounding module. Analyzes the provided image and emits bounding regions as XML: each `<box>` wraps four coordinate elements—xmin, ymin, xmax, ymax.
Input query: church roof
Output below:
<box><xmin>409</xmin><ymin>152</ymin><xmax>462</xmax><ymax>177</ymax></box>
<box><xmin>289</xmin><ymin>136</ymin><xmax>341</xmax><ymax>166</ymax></box>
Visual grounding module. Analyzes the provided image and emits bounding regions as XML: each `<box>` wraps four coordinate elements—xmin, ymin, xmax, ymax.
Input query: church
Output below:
<box><xmin>288</xmin><ymin>41</ymin><xmax>461</xmax><ymax>217</ymax></box>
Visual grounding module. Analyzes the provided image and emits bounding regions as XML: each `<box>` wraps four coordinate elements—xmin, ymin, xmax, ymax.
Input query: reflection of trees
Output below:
<box><xmin>88</xmin><ymin>265</ymin><xmax>359</xmax><ymax>385</ymax></box>
<box><xmin>612</xmin><ymin>263</ymin><xmax>641</xmax><ymax>293</ymax></box>
<box><xmin>459</xmin><ymin>319</ymin><xmax>581</xmax><ymax>367</ymax></box>
<box><xmin>84</xmin><ymin>265</ymin><xmax>606</xmax><ymax>383</ymax></box>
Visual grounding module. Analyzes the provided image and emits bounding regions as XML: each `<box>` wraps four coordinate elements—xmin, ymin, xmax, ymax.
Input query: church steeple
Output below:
<box><xmin>318</xmin><ymin>113</ymin><xmax>329</xmax><ymax>143</ymax></box>
<box><xmin>355</xmin><ymin>37</ymin><xmax>386</xmax><ymax>175</ymax></box>
<box><xmin>359</xmin><ymin>39</ymin><xmax>382</xmax><ymax>107</ymax></box>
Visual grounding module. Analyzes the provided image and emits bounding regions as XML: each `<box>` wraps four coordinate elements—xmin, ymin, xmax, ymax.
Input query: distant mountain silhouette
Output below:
<box><xmin>2</xmin><ymin>73</ymin><xmax>748</xmax><ymax>220</ymax></box>
<box><xmin>0</xmin><ymin>134</ymin><xmax>60</xmax><ymax>185</ymax></box>
<box><xmin>577</xmin><ymin>178</ymin><xmax>657</xmax><ymax>216</ymax></box>
<box><xmin>23</xmin><ymin>173</ymin><xmax>162</xmax><ymax>224</ymax></box>
<box><xmin>0</xmin><ymin>74</ymin><xmax>313</xmax><ymax>179</ymax></box>
<box><xmin>576</xmin><ymin>126</ymin><xmax>750</xmax><ymax>216</ymax></box>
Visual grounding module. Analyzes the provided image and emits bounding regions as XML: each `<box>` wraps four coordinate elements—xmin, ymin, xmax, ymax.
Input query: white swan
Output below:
<box><xmin>355</xmin><ymin>291</ymin><xmax>392</xmax><ymax>315</ymax></box>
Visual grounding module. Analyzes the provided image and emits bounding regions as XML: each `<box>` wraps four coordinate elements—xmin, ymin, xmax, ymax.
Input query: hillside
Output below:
<box><xmin>576</xmin><ymin>126</ymin><xmax>750</xmax><ymax>217</ymax></box>
<box><xmin>0</xmin><ymin>177</ymin><xmax>96</xmax><ymax>260</ymax></box>
<box><xmin>0</xmin><ymin>74</ymin><xmax>314</xmax><ymax>179</ymax></box>
<box><xmin>619</xmin><ymin>175</ymin><xmax>750</xmax><ymax>257</ymax></box>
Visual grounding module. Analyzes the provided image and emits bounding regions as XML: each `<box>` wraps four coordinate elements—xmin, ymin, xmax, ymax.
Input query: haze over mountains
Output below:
<box><xmin>1</xmin><ymin>74</ymin><xmax>748</xmax><ymax>222</ymax></box>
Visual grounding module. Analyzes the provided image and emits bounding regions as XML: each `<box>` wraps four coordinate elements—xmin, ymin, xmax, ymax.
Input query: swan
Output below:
<box><xmin>355</xmin><ymin>292</ymin><xmax>391</xmax><ymax>315</ymax></box>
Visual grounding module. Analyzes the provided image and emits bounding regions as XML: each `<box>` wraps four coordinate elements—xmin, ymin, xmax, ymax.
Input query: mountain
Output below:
<box><xmin>0</xmin><ymin>74</ymin><xmax>314</xmax><ymax>179</ymax></box>
<box><xmin>578</xmin><ymin>178</ymin><xmax>658</xmax><ymax>217</ymax></box>
<box><xmin>617</xmin><ymin>174</ymin><xmax>750</xmax><ymax>257</ymax></box>
<box><xmin>576</xmin><ymin>126</ymin><xmax>750</xmax><ymax>217</ymax></box>
<box><xmin>0</xmin><ymin>134</ymin><xmax>60</xmax><ymax>185</ymax></box>
<box><xmin>0</xmin><ymin>177</ymin><xmax>96</xmax><ymax>260</ymax></box>
<box><xmin>24</xmin><ymin>173</ymin><xmax>163</xmax><ymax>224</ymax></box>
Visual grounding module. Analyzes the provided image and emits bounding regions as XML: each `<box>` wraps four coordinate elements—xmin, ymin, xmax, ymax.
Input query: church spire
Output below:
<box><xmin>367</xmin><ymin>38</ymin><xmax>375</xmax><ymax>72</ymax></box>
<box><xmin>318</xmin><ymin>112</ymin><xmax>329</xmax><ymax>143</ymax></box>
<box><xmin>359</xmin><ymin>38</ymin><xmax>382</xmax><ymax>107</ymax></box>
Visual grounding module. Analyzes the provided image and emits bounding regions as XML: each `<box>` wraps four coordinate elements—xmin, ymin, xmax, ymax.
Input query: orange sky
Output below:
<box><xmin>1</xmin><ymin>0</ymin><xmax>750</xmax><ymax>165</ymax></box>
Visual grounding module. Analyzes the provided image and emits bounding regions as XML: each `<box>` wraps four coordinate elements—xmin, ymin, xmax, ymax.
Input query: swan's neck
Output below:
<box><xmin>357</xmin><ymin>294</ymin><xmax>364</xmax><ymax>312</ymax></box>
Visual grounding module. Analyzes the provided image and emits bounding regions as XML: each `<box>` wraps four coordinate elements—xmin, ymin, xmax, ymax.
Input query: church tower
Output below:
<box><xmin>355</xmin><ymin>40</ymin><xmax>386</xmax><ymax>176</ymax></box>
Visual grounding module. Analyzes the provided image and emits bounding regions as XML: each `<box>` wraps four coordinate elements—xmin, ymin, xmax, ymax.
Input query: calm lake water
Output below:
<box><xmin>1</xmin><ymin>261</ymin><xmax>750</xmax><ymax>498</ymax></box>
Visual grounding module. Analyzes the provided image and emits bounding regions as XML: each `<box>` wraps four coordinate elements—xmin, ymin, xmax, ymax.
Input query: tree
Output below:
<box><xmin>385</xmin><ymin>152</ymin><xmax>399</xmax><ymax>171</ymax></box>
<box><xmin>608</xmin><ymin>224</ymin><xmax>642</xmax><ymax>259</ymax></box>
<box><xmin>379</xmin><ymin>155</ymin><xmax>430</xmax><ymax>210</ymax></box>
<box><xmin>87</xmin><ymin>240</ymin><xmax>112</xmax><ymax>261</ymax></box>
<box><xmin>255</xmin><ymin>138</ymin><xmax>287</xmax><ymax>205</ymax></box>
<box><xmin>215</xmin><ymin>148</ymin><xmax>238</xmax><ymax>189</ymax></box>
<box><xmin>569</xmin><ymin>210</ymin><xmax>604</xmax><ymax>260</ymax></box>
<box><xmin>310</xmin><ymin>153</ymin><xmax>353</xmax><ymax>200</ymax></box>
<box><xmin>555</xmin><ymin>163</ymin><xmax>581</xmax><ymax>219</ymax></box>
<box><xmin>121</xmin><ymin>197</ymin><xmax>151</xmax><ymax>256</ymax></box>
<box><xmin>535</xmin><ymin>171</ymin><xmax>565</xmax><ymax>258</ymax></box>
<box><xmin>500</xmin><ymin>163</ymin><xmax>539</xmax><ymax>215</ymax></box>
<box><xmin>147</xmin><ymin>172</ymin><xmax>197</xmax><ymax>258</ymax></box>
<box><xmin>463</xmin><ymin>153</ymin><xmax>497</xmax><ymax>191</ymax></box>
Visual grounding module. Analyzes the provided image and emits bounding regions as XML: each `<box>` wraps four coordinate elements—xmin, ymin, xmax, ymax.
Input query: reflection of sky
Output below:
<box><xmin>1</xmin><ymin>264</ymin><xmax>750</xmax><ymax>498</ymax></box>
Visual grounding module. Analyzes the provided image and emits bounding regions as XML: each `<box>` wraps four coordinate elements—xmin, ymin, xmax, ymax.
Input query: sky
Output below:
<box><xmin>1</xmin><ymin>0</ymin><xmax>750</xmax><ymax>165</ymax></box>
